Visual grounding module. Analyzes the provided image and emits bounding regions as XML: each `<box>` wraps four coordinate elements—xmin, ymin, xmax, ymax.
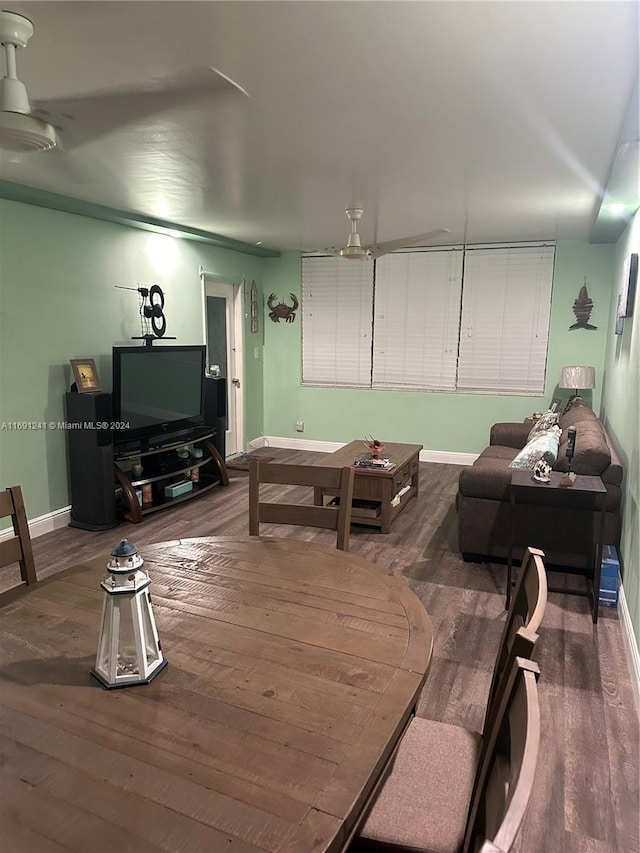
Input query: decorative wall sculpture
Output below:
<box><xmin>250</xmin><ymin>280</ymin><xmax>259</xmax><ymax>334</ymax></box>
<box><xmin>569</xmin><ymin>281</ymin><xmax>597</xmax><ymax>330</ymax></box>
<box><xmin>267</xmin><ymin>292</ymin><xmax>298</xmax><ymax>323</ymax></box>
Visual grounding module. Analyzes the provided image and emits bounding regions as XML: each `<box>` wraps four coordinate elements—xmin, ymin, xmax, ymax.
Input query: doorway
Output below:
<box><xmin>202</xmin><ymin>275</ymin><xmax>244</xmax><ymax>457</ymax></box>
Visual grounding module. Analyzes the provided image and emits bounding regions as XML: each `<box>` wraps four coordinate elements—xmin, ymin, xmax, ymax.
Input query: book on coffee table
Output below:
<box><xmin>353</xmin><ymin>455</ymin><xmax>396</xmax><ymax>470</ymax></box>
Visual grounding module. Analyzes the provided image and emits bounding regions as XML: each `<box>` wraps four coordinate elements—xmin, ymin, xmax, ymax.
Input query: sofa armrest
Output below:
<box><xmin>490</xmin><ymin>422</ymin><xmax>531</xmax><ymax>449</ymax></box>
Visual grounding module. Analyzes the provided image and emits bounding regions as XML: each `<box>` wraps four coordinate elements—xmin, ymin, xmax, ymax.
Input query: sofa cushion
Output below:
<box><xmin>555</xmin><ymin>422</ymin><xmax>611</xmax><ymax>475</ymax></box>
<box><xmin>509</xmin><ymin>427</ymin><xmax>561</xmax><ymax>470</ymax></box>
<box><xmin>558</xmin><ymin>400</ymin><xmax>600</xmax><ymax>431</ymax></box>
<box><xmin>459</xmin><ymin>455</ymin><xmax>513</xmax><ymax>501</ymax></box>
<box><xmin>490</xmin><ymin>421</ymin><xmax>531</xmax><ymax>449</ymax></box>
<box><xmin>478</xmin><ymin>445</ymin><xmax>519</xmax><ymax>461</ymax></box>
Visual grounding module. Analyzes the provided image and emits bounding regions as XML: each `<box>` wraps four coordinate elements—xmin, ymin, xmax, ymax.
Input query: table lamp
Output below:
<box><xmin>559</xmin><ymin>366</ymin><xmax>595</xmax><ymax>406</ymax></box>
<box><xmin>559</xmin><ymin>367</ymin><xmax>596</xmax><ymax>412</ymax></box>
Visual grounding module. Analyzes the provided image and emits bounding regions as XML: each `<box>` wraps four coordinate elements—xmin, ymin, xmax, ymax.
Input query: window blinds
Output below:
<box><xmin>456</xmin><ymin>245</ymin><xmax>555</xmax><ymax>394</ymax></box>
<box><xmin>373</xmin><ymin>250</ymin><xmax>464</xmax><ymax>390</ymax></box>
<box><xmin>301</xmin><ymin>256</ymin><xmax>374</xmax><ymax>387</ymax></box>
<box><xmin>301</xmin><ymin>244</ymin><xmax>555</xmax><ymax>395</ymax></box>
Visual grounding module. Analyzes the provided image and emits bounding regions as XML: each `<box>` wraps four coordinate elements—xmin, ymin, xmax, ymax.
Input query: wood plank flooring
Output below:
<box><xmin>3</xmin><ymin>448</ymin><xmax>638</xmax><ymax>853</ymax></box>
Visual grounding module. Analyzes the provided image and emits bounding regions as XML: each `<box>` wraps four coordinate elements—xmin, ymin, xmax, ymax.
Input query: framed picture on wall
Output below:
<box><xmin>619</xmin><ymin>252</ymin><xmax>638</xmax><ymax>318</ymax></box>
<box><xmin>70</xmin><ymin>358</ymin><xmax>101</xmax><ymax>393</ymax></box>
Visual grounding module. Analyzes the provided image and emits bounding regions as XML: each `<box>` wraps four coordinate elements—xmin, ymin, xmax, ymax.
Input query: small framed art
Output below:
<box><xmin>70</xmin><ymin>358</ymin><xmax>101</xmax><ymax>393</ymax></box>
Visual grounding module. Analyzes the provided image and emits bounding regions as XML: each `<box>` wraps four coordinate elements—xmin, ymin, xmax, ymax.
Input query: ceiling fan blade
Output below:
<box><xmin>368</xmin><ymin>228</ymin><xmax>451</xmax><ymax>259</ymax></box>
<box><xmin>32</xmin><ymin>67</ymin><xmax>249</xmax><ymax>150</ymax></box>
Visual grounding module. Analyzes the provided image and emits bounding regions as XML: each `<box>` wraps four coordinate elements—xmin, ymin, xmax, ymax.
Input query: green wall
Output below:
<box><xmin>601</xmin><ymin>211</ymin><xmax>640</xmax><ymax>648</ymax></box>
<box><xmin>263</xmin><ymin>242</ymin><xmax>615</xmax><ymax>452</ymax></box>
<box><xmin>0</xmin><ymin>199</ymin><xmax>266</xmax><ymax>521</ymax></box>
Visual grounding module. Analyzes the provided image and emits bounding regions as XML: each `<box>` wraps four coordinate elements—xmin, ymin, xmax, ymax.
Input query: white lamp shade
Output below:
<box><xmin>559</xmin><ymin>366</ymin><xmax>596</xmax><ymax>390</ymax></box>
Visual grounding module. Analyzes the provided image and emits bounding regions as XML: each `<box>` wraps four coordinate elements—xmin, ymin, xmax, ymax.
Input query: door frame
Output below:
<box><xmin>200</xmin><ymin>268</ymin><xmax>245</xmax><ymax>457</ymax></box>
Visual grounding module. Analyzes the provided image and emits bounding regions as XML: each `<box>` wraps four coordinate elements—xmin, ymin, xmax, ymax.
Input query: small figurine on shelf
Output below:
<box><xmin>532</xmin><ymin>459</ymin><xmax>552</xmax><ymax>483</ymax></box>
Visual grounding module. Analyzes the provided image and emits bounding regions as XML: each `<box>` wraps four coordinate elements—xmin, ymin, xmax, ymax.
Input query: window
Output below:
<box><xmin>373</xmin><ymin>250</ymin><xmax>463</xmax><ymax>391</ymax></box>
<box><xmin>301</xmin><ymin>243</ymin><xmax>555</xmax><ymax>395</ymax></box>
<box><xmin>457</xmin><ymin>245</ymin><xmax>555</xmax><ymax>393</ymax></box>
<box><xmin>301</xmin><ymin>256</ymin><xmax>374</xmax><ymax>387</ymax></box>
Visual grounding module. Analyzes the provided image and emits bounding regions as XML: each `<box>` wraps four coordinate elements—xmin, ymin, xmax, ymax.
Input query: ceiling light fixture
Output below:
<box><xmin>0</xmin><ymin>10</ymin><xmax>56</xmax><ymax>152</ymax></box>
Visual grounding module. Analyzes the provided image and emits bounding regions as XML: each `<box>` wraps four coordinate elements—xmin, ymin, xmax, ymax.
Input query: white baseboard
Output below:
<box><xmin>0</xmin><ymin>505</ymin><xmax>71</xmax><ymax>542</ymax></box>
<box><xmin>262</xmin><ymin>436</ymin><xmax>478</xmax><ymax>465</ymax></box>
<box><xmin>263</xmin><ymin>436</ymin><xmax>344</xmax><ymax>453</ymax></box>
<box><xmin>422</xmin><ymin>449</ymin><xmax>477</xmax><ymax>465</ymax></box>
<box><xmin>618</xmin><ymin>582</ymin><xmax>640</xmax><ymax>716</ymax></box>
<box><xmin>245</xmin><ymin>436</ymin><xmax>267</xmax><ymax>451</ymax></box>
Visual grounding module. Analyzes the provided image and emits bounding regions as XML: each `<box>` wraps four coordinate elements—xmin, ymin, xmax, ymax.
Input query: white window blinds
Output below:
<box><xmin>373</xmin><ymin>250</ymin><xmax>463</xmax><ymax>390</ymax></box>
<box><xmin>301</xmin><ymin>256</ymin><xmax>374</xmax><ymax>387</ymax></box>
<box><xmin>457</xmin><ymin>245</ymin><xmax>555</xmax><ymax>394</ymax></box>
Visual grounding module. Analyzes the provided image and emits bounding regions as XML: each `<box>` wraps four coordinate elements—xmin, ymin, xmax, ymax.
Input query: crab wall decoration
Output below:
<box><xmin>267</xmin><ymin>292</ymin><xmax>299</xmax><ymax>323</ymax></box>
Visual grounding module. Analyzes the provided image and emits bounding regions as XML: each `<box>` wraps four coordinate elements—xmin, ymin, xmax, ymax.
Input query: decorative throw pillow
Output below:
<box><xmin>555</xmin><ymin>423</ymin><xmax>611</xmax><ymax>475</ymax></box>
<box><xmin>509</xmin><ymin>426</ymin><xmax>561</xmax><ymax>470</ymax></box>
<box><xmin>527</xmin><ymin>409</ymin><xmax>560</xmax><ymax>443</ymax></box>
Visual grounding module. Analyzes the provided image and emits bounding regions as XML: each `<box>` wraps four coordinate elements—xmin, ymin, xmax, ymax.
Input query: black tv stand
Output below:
<box><xmin>113</xmin><ymin>428</ymin><xmax>229</xmax><ymax>524</ymax></box>
<box><xmin>65</xmin><ymin>393</ymin><xmax>229</xmax><ymax>529</ymax></box>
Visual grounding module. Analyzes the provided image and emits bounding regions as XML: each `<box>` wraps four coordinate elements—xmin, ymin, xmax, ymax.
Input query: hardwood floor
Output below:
<box><xmin>4</xmin><ymin>447</ymin><xmax>639</xmax><ymax>853</ymax></box>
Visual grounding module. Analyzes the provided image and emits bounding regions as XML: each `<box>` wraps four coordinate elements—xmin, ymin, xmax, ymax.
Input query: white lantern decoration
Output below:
<box><xmin>91</xmin><ymin>539</ymin><xmax>167</xmax><ymax>688</ymax></box>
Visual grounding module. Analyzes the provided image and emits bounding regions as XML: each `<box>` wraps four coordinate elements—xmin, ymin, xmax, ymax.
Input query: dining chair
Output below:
<box><xmin>0</xmin><ymin>485</ymin><xmax>37</xmax><ymax>600</ymax></box>
<box><xmin>463</xmin><ymin>658</ymin><xmax>541</xmax><ymax>853</ymax></box>
<box><xmin>248</xmin><ymin>458</ymin><xmax>355</xmax><ymax>551</ymax></box>
<box><xmin>352</xmin><ymin>657</ymin><xmax>541</xmax><ymax>853</ymax></box>
<box><xmin>482</xmin><ymin>546</ymin><xmax>547</xmax><ymax>736</ymax></box>
<box><xmin>348</xmin><ymin>547</ymin><xmax>547</xmax><ymax>852</ymax></box>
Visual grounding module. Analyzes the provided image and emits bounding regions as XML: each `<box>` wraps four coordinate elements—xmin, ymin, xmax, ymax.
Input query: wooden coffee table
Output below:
<box><xmin>314</xmin><ymin>441</ymin><xmax>422</xmax><ymax>533</ymax></box>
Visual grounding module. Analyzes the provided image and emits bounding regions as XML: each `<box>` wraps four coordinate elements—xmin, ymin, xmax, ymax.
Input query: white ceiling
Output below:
<box><xmin>1</xmin><ymin>1</ymin><xmax>638</xmax><ymax>253</ymax></box>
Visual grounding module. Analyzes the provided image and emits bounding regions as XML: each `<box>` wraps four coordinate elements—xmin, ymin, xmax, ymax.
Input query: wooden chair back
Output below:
<box><xmin>0</xmin><ymin>485</ymin><xmax>37</xmax><ymax>598</ymax></box>
<box><xmin>248</xmin><ymin>459</ymin><xmax>355</xmax><ymax>551</ymax></box>
<box><xmin>464</xmin><ymin>658</ymin><xmax>541</xmax><ymax>853</ymax></box>
<box><xmin>484</xmin><ymin>547</ymin><xmax>547</xmax><ymax>736</ymax></box>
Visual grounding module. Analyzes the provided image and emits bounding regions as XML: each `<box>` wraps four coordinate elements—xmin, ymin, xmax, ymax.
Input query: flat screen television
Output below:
<box><xmin>112</xmin><ymin>345</ymin><xmax>206</xmax><ymax>444</ymax></box>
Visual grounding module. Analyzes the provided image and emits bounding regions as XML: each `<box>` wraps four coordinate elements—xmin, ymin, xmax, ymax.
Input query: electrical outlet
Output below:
<box><xmin>295</xmin><ymin>421</ymin><xmax>304</xmax><ymax>432</ymax></box>
<box><xmin>254</xmin><ymin>347</ymin><xmax>259</xmax><ymax>359</ymax></box>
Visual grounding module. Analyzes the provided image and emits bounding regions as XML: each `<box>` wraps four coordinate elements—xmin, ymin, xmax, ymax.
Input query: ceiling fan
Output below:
<box><xmin>321</xmin><ymin>208</ymin><xmax>451</xmax><ymax>260</ymax></box>
<box><xmin>0</xmin><ymin>9</ymin><xmax>249</xmax><ymax>154</ymax></box>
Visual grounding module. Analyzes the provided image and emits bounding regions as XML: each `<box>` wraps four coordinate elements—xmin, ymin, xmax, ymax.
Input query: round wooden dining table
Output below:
<box><xmin>0</xmin><ymin>536</ymin><xmax>433</xmax><ymax>852</ymax></box>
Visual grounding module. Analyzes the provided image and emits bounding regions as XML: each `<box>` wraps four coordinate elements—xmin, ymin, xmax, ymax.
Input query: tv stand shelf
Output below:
<box><xmin>114</xmin><ymin>430</ymin><xmax>229</xmax><ymax>524</ymax></box>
